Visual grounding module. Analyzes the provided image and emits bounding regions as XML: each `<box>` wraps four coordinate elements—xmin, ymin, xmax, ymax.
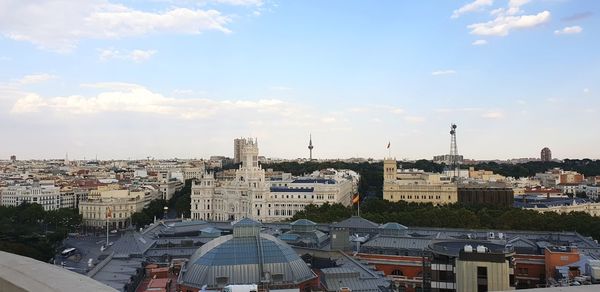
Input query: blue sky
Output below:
<box><xmin>0</xmin><ymin>0</ymin><xmax>598</xmax><ymax>160</ymax></box>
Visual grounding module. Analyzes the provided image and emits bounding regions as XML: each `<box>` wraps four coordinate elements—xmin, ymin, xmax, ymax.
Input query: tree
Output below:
<box><xmin>131</xmin><ymin>212</ymin><xmax>151</xmax><ymax>228</ymax></box>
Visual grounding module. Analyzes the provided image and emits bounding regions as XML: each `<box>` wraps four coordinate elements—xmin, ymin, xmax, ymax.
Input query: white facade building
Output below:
<box><xmin>191</xmin><ymin>138</ymin><xmax>356</xmax><ymax>222</ymax></box>
<box><xmin>1</xmin><ymin>184</ymin><xmax>61</xmax><ymax>211</ymax></box>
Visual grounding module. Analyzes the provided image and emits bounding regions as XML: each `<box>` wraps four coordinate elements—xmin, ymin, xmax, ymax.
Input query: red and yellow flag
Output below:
<box><xmin>106</xmin><ymin>207</ymin><xmax>112</xmax><ymax>219</ymax></box>
<box><xmin>352</xmin><ymin>194</ymin><xmax>360</xmax><ymax>205</ymax></box>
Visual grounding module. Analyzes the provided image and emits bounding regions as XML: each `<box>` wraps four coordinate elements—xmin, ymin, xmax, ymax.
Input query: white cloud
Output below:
<box><xmin>213</xmin><ymin>0</ymin><xmax>263</xmax><ymax>6</ymax></box>
<box><xmin>465</xmin><ymin>0</ymin><xmax>549</xmax><ymax>37</ymax></box>
<box><xmin>472</xmin><ymin>39</ymin><xmax>488</xmax><ymax>46</ymax></box>
<box><xmin>516</xmin><ymin>99</ymin><xmax>527</xmax><ymax>105</ymax></box>
<box><xmin>404</xmin><ymin>116</ymin><xmax>426</xmax><ymax>123</ymax></box>
<box><xmin>9</xmin><ymin>83</ymin><xmax>298</xmax><ymax>120</ymax></box>
<box><xmin>15</xmin><ymin>74</ymin><xmax>58</xmax><ymax>85</ymax></box>
<box><xmin>321</xmin><ymin>117</ymin><xmax>336</xmax><ymax>123</ymax></box>
<box><xmin>99</xmin><ymin>49</ymin><xmax>157</xmax><ymax>62</ymax></box>
<box><xmin>506</xmin><ymin>0</ymin><xmax>530</xmax><ymax>15</ymax></box>
<box><xmin>390</xmin><ymin>107</ymin><xmax>405</xmax><ymax>114</ymax></box>
<box><xmin>554</xmin><ymin>26</ymin><xmax>583</xmax><ymax>35</ymax></box>
<box><xmin>432</xmin><ymin>70</ymin><xmax>457</xmax><ymax>76</ymax></box>
<box><xmin>0</xmin><ymin>0</ymin><xmax>232</xmax><ymax>52</ymax></box>
<box><xmin>11</xmin><ymin>94</ymin><xmax>47</xmax><ymax>113</ymax></box>
<box><xmin>481</xmin><ymin>111</ymin><xmax>504</xmax><ymax>119</ymax></box>
<box><xmin>469</xmin><ymin>11</ymin><xmax>550</xmax><ymax>36</ymax></box>
<box><xmin>452</xmin><ymin>0</ymin><xmax>494</xmax><ymax>19</ymax></box>
<box><xmin>583</xmin><ymin>88</ymin><xmax>590</xmax><ymax>94</ymax></box>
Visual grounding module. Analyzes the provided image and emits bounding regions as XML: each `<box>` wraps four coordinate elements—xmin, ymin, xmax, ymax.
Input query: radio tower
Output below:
<box><xmin>449</xmin><ymin>123</ymin><xmax>459</xmax><ymax>180</ymax></box>
<box><xmin>308</xmin><ymin>134</ymin><xmax>314</xmax><ymax>161</ymax></box>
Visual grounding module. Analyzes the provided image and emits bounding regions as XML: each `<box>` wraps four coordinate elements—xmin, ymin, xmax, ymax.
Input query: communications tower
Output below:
<box><xmin>308</xmin><ymin>134</ymin><xmax>314</xmax><ymax>160</ymax></box>
<box><xmin>449</xmin><ymin>124</ymin><xmax>460</xmax><ymax>180</ymax></box>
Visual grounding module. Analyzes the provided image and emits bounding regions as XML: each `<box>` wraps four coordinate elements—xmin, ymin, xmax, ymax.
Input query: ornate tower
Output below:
<box><xmin>383</xmin><ymin>158</ymin><xmax>397</xmax><ymax>182</ymax></box>
<box><xmin>308</xmin><ymin>134</ymin><xmax>314</xmax><ymax>160</ymax></box>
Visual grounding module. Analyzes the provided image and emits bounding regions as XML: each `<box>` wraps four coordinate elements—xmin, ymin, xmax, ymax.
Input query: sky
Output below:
<box><xmin>0</xmin><ymin>0</ymin><xmax>598</xmax><ymax>161</ymax></box>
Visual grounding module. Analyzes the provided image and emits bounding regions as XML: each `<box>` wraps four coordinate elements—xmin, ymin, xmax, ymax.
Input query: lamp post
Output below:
<box><xmin>163</xmin><ymin>206</ymin><xmax>169</xmax><ymax>220</ymax></box>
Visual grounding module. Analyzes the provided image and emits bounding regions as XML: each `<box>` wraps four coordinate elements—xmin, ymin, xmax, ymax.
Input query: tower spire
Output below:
<box><xmin>308</xmin><ymin>134</ymin><xmax>314</xmax><ymax>161</ymax></box>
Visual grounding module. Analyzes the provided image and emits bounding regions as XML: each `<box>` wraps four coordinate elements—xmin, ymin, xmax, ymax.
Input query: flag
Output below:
<box><xmin>106</xmin><ymin>207</ymin><xmax>112</xmax><ymax>219</ymax></box>
<box><xmin>352</xmin><ymin>194</ymin><xmax>360</xmax><ymax>205</ymax></box>
<box><xmin>387</xmin><ymin>142</ymin><xmax>390</xmax><ymax>149</ymax></box>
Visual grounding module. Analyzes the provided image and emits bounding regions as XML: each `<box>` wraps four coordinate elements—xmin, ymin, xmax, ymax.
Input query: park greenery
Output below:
<box><xmin>291</xmin><ymin>199</ymin><xmax>600</xmax><ymax>241</ymax></box>
<box><xmin>0</xmin><ymin>204</ymin><xmax>82</xmax><ymax>262</ymax></box>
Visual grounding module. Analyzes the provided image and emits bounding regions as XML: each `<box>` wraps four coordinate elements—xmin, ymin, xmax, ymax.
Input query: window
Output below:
<box><xmin>391</xmin><ymin>269</ymin><xmax>403</xmax><ymax>276</ymax></box>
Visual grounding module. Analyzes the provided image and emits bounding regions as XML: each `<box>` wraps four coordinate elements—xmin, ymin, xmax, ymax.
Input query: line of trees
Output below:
<box><xmin>0</xmin><ymin>204</ymin><xmax>82</xmax><ymax>262</ymax></box>
<box><xmin>291</xmin><ymin>199</ymin><xmax>600</xmax><ymax>241</ymax></box>
<box><xmin>263</xmin><ymin>159</ymin><xmax>600</xmax><ymax>198</ymax></box>
<box><xmin>130</xmin><ymin>179</ymin><xmax>193</xmax><ymax>228</ymax></box>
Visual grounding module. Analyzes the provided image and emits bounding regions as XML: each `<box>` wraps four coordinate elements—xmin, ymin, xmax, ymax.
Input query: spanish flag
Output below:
<box><xmin>106</xmin><ymin>207</ymin><xmax>112</xmax><ymax>219</ymax></box>
<box><xmin>352</xmin><ymin>194</ymin><xmax>360</xmax><ymax>205</ymax></box>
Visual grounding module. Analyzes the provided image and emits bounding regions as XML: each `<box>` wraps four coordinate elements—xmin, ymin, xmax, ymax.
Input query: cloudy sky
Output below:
<box><xmin>0</xmin><ymin>0</ymin><xmax>598</xmax><ymax>160</ymax></box>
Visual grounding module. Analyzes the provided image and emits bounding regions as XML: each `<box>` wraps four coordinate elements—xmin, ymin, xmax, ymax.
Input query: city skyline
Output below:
<box><xmin>1</xmin><ymin>0</ymin><xmax>599</xmax><ymax>160</ymax></box>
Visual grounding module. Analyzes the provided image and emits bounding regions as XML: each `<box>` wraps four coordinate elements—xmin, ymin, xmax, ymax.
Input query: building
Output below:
<box><xmin>383</xmin><ymin>158</ymin><xmax>457</xmax><ymax>205</ymax></box>
<box><xmin>182</xmin><ymin>167</ymin><xmax>204</xmax><ymax>181</ymax></box>
<box><xmin>526</xmin><ymin>200</ymin><xmax>600</xmax><ymax>217</ymax></box>
<box><xmin>560</xmin><ymin>172</ymin><xmax>585</xmax><ymax>184</ymax></box>
<box><xmin>191</xmin><ymin>138</ymin><xmax>355</xmax><ymax>222</ymax></box>
<box><xmin>1</xmin><ymin>183</ymin><xmax>60</xmax><ymax>211</ymax></box>
<box><xmin>541</xmin><ymin>147</ymin><xmax>552</xmax><ymax>162</ymax></box>
<box><xmin>433</xmin><ymin>154</ymin><xmax>464</xmax><ymax>165</ymax></box>
<box><xmin>9</xmin><ymin>155</ymin><xmax>16</xmax><ymax>162</ymax></box>
<box><xmin>159</xmin><ymin>179</ymin><xmax>183</xmax><ymax>200</ymax></box>
<box><xmin>544</xmin><ymin>246</ymin><xmax>581</xmax><ymax>282</ymax></box>
<box><xmin>59</xmin><ymin>187</ymin><xmax>89</xmax><ymax>209</ymax></box>
<box><xmin>177</xmin><ymin>218</ymin><xmax>317</xmax><ymax>291</ymax></box>
<box><xmin>78</xmin><ymin>187</ymin><xmax>145</xmax><ymax>229</ymax></box>
<box><xmin>535</xmin><ymin>169</ymin><xmax>584</xmax><ymax>188</ymax></box>
<box><xmin>468</xmin><ymin>167</ymin><xmax>505</xmax><ymax>182</ymax></box>
<box><xmin>233</xmin><ymin>138</ymin><xmax>245</xmax><ymax>164</ymax></box>
<box><xmin>423</xmin><ymin>240</ymin><xmax>515</xmax><ymax>292</ymax></box>
<box><xmin>457</xmin><ymin>186</ymin><xmax>514</xmax><ymax>207</ymax></box>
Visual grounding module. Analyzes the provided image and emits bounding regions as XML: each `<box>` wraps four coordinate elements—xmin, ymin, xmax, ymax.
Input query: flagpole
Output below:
<box><xmin>106</xmin><ymin>210</ymin><xmax>109</xmax><ymax>246</ymax></box>
<box><xmin>387</xmin><ymin>141</ymin><xmax>391</xmax><ymax>158</ymax></box>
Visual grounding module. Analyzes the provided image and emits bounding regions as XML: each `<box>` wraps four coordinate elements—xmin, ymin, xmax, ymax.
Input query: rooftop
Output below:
<box><xmin>0</xmin><ymin>250</ymin><xmax>117</xmax><ymax>292</ymax></box>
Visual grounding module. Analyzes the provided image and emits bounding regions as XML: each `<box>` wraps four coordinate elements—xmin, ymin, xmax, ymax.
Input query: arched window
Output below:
<box><xmin>391</xmin><ymin>269</ymin><xmax>404</xmax><ymax>276</ymax></box>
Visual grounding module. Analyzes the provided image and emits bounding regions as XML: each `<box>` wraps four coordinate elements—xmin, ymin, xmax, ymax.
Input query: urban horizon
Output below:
<box><xmin>1</xmin><ymin>1</ymin><xmax>598</xmax><ymax>160</ymax></box>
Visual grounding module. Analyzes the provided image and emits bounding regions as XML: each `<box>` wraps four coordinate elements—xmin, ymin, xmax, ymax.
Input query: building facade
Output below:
<box><xmin>78</xmin><ymin>187</ymin><xmax>145</xmax><ymax>229</ymax></box>
<box><xmin>541</xmin><ymin>147</ymin><xmax>552</xmax><ymax>162</ymax></box>
<box><xmin>424</xmin><ymin>240</ymin><xmax>515</xmax><ymax>292</ymax></box>
<box><xmin>233</xmin><ymin>138</ymin><xmax>245</xmax><ymax>164</ymax></box>
<box><xmin>457</xmin><ymin>187</ymin><xmax>514</xmax><ymax>207</ymax></box>
<box><xmin>1</xmin><ymin>184</ymin><xmax>60</xmax><ymax>211</ymax></box>
<box><xmin>383</xmin><ymin>158</ymin><xmax>458</xmax><ymax>205</ymax></box>
<box><xmin>191</xmin><ymin>138</ymin><xmax>355</xmax><ymax>222</ymax></box>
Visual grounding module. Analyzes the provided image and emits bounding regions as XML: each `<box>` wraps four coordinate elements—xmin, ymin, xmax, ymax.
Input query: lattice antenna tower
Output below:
<box><xmin>449</xmin><ymin>123</ymin><xmax>459</xmax><ymax>179</ymax></box>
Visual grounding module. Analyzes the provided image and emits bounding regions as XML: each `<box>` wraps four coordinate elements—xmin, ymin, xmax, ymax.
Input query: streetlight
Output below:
<box><xmin>163</xmin><ymin>206</ymin><xmax>168</xmax><ymax>220</ymax></box>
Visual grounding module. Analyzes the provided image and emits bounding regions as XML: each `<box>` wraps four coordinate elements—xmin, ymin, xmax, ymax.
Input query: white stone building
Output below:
<box><xmin>191</xmin><ymin>138</ymin><xmax>356</xmax><ymax>222</ymax></box>
<box><xmin>1</xmin><ymin>184</ymin><xmax>60</xmax><ymax>211</ymax></box>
